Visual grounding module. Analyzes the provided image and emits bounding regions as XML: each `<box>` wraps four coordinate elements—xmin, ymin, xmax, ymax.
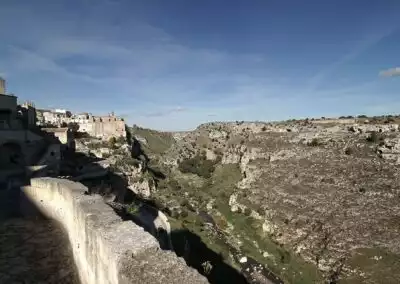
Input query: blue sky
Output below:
<box><xmin>1</xmin><ymin>0</ymin><xmax>400</xmax><ymax>130</ymax></box>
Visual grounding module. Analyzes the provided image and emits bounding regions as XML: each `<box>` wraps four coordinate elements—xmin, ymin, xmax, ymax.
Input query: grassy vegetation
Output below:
<box><xmin>217</xmin><ymin>201</ymin><xmax>323</xmax><ymax>284</ymax></box>
<box><xmin>128</xmin><ymin>122</ymin><xmax>400</xmax><ymax>283</ymax></box>
<box><xmin>156</xmin><ymin>161</ymin><xmax>323</xmax><ymax>283</ymax></box>
<box><xmin>341</xmin><ymin>247</ymin><xmax>400</xmax><ymax>284</ymax></box>
<box><xmin>127</xmin><ymin>202</ymin><xmax>142</xmax><ymax>215</ymax></box>
<box><xmin>178</xmin><ymin>153</ymin><xmax>221</xmax><ymax>178</ymax></box>
<box><xmin>129</xmin><ymin>125</ymin><xmax>175</xmax><ymax>154</ymax></box>
<box><xmin>127</xmin><ymin>126</ymin><xmax>323</xmax><ymax>283</ymax></box>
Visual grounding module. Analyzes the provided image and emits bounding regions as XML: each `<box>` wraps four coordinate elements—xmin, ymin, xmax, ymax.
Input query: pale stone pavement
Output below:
<box><xmin>0</xmin><ymin>218</ymin><xmax>80</xmax><ymax>284</ymax></box>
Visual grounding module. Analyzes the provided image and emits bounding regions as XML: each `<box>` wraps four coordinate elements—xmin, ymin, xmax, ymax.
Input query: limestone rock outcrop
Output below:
<box><xmin>377</xmin><ymin>137</ymin><xmax>400</xmax><ymax>164</ymax></box>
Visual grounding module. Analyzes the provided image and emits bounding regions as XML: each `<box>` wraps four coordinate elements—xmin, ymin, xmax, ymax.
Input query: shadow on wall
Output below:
<box><xmin>0</xmin><ymin>178</ymin><xmax>81</xmax><ymax>283</ymax></box>
<box><xmin>70</xmin><ymin>148</ymin><xmax>249</xmax><ymax>283</ymax></box>
<box><xmin>0</xmin><ymin>141</ymin><xmax>24</xmax><ymax>169</ymax></box>
<box><xmin>87</xmin><ymin>170</ymin><xmax>248</xmax><ymax>284</ymax></box>
<box><xmin>1</xmin><ymin>129</ymin><xmax>250</xmax><ymax>284</ymax></box>
<box><xmin>171</xmin><ymin>229</ymin><xmax>249</xmax><ymax>284</ymax></box>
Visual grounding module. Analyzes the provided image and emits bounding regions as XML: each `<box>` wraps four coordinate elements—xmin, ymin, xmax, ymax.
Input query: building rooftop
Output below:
<box><xmin>0</xmin><ymin>93</ymin><xmax>17</xmax><ymax>98</ymax></box>
<box><xmin>41</xmin><ymin>127</ymin><xmax>69</xmax><ymax>133</ymax></box>
<box><xmin>37</xmin><ymin>109</ymin><xmax>51</xmax><ymax>113</ymax></box>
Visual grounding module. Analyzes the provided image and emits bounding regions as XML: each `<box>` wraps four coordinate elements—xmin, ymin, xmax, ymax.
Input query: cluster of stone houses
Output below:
<box><xmin>0</xmin><ymin>78</ymin><xmax>37</xmax><ymax>131</ymax></box>
<box><xmin>36</xmin><ymin>109</ymin><xmax>126</xmax><ymax>139</ymax></box>
<box><xmin>0</xmin><ymin>77</ymin><xmax>126</xmax><ymax>171</ymax></box>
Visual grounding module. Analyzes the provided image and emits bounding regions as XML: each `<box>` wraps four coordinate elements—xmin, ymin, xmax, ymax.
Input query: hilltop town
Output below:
<box><xmin>0</xmin><ymin>77</ymin><xmax>127</xmax><ymax>172</ymax></box>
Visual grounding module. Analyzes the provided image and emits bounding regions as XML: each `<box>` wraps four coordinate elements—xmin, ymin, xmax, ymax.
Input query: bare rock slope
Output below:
<box><xmin>129</xmin><ymin>119</ymin><xmax>400</xmax><ymax>284</ymax></box>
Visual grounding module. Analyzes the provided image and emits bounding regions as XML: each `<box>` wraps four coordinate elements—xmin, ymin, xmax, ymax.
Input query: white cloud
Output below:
<box><xmin>379</xmin><ymin>67</ymin><xmax>400</xmax><ymax>77</ymax></box>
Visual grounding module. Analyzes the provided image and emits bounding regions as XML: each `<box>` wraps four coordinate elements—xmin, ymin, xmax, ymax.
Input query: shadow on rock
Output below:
<box><xmin>171</xmin><ymin>229</ymin><xmax>249</xmax><ymax>284</ymax></box>
<box><xmin>58</xmin><ymin>147</ymin><xmax>252</xmax><ymax>284</ymax></box>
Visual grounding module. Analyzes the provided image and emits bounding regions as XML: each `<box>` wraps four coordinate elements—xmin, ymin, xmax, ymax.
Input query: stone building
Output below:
<box><xmin>0</xmin><ymin>78</ymin><xmax>45</xmax><ymax>169</ymax></box>
<box><xmin>0</xmin><ymin>93</ymin><xmax>18</xmax><ymax>129</ymax></box>
<box><xmin>69</xmin><ymin>113</ymin><xmax>91</xmax><ymax>132</ymax></box>
<box><xmin>19</xmin><ymin>101</ymin><xmax>37</xmax><ymax>129</ymax></box>
<box><xmin>36</xmin><ymin>107</ymin><xmax>126</xmax><ymax>140</ymax></box>
<box><xmin>41</xmin><ymin>127</ymin><xmax>75</xmax><ymax>152</ymax></box>
<box><xmin>0</xmin><ymin>78</ymin><xmax>19</xmax><ymax>129</ymax></box>
<box><xmin>0</xmin><ymin>77</ymin><xmax>5</xmax><ymax>94</ymax></box>
<box><xmin>43</xmin><ymin>109</ymin><xmax>71</xmax><ymax>126</ymax></box>
<box><xmin>86</xmin><ymin>113</ymin><xmax>126</xmax><ymax>139</ymax></box>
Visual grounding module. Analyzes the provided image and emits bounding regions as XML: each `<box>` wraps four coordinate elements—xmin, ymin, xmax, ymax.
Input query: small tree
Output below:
<box><xmin>308</xmin><ymin>138</ymin><xmax>320</xmax><ymax>147</ymax></box>
<box><xmin>108</xmin><ymin>136</ymin><xmax>117</xmax><ymax>149</ymax></box>
<box><xmin>180</xmin><ymin>210</ymin><xmax>189</xmax><ymax>218</ymax></box>
<box><xmin>67</xmin><ymin>122</ymin><xmax>79</xmax><ymax>132</ymax></box>
<box><xmin>366</xmin><ymin>131</ymin><xmax>378</xmax><ymax>143</ymax></box>
<box><xmin>344</xmin><ymin>147</ymin><xmax>353</xmax><ymax>155</ymax></box>
<box><xmin>244</xmin><ymin>208</ymin><xmax>252</xmax><ymax>216</ymax></box>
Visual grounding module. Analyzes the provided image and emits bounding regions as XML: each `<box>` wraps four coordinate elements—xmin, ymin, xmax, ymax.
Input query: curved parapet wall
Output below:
<box><xmin>22</xmin><ymin>178</ymin><xmax>207</xmax><ymax>284</ymax></box>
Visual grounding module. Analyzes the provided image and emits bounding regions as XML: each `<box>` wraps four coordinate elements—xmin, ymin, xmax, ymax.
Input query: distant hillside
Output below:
<box><xmin>127</xmin><ymin>118</ymin><xmax>400</xmax><ymax>284</ymax></box>
<box><xmin>129</xmin><ymin>125</ymin><xmax>175</xmax><ymax>155</ymax></box>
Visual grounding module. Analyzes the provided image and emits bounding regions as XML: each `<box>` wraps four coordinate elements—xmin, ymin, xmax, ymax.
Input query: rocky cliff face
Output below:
<box><xmin>72</xmin><ymin>118</ymin><xmax>400</xmax><ymax>284</ymax></box>
<box><xmin>127</xmin><ymin>118</ymin><xmax>400</xmax><ymax>284</ymax></box>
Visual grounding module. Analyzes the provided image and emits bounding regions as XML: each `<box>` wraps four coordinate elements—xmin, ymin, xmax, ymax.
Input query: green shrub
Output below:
<box><xmin>344</xmin><ymin>147</ymin><xmax>353</xmax><ymax>155</ymax></box>
<box><xmin>348</xmin><ymin>126</ymin><xmax>356</xmax><ymax>133</ymax></box>
<box><xmin>128</xmin><ymin>203</ymin><xmax>141</xmax><ymax>215</ymax></box>
<box><xmin>178</xmin><ymin>153</ymin><xmax>217</xmax><ymax>178</ymax></box>
<box><xmin>168</xmin><ymin>178</ymin><xmax>181</xmax><ymax>191</ymax></box>
<box><xmin>244</xmin><ymin>208</ymin><xmax>252</xmax><ymax>216</ymax></box>
<box><xmin>366</xmin><ymin>131</ymin><xmax>377</xmax><ymax>142</ymax></box>
<box><xmin>115</xmin><ymin>136</ymin><xmax>126</xmax><ymax>144</ymax></box>
<box><xmin>180</xmin><ymin>199</ymin><xmax>190</xmax><ymax>207</ymax></box>
<box><xmin>256</xmin><ymin>207</ymin><xmax>264</xmax><ymax>216</ymax></box>
<box><xmin>180</xmin><ymin>210</ymin><xmax>189</xmax><ymax>218</ymax></box>
<box><xmin>366</xmin><ymin>131</ymin><xmax>384</xmax><ymax>143</ymax></box>
<box><xmin>153</xmin><ymin>198</ymin><xmax>165</xmax><ymax>210</ymax></box>
<box><xmin>308</xmin><ymin>138</ymin><xmax>320</xmax><ymax>147</ymax></box>
<box><xmin>109</xmin><ymin>136</ymin><xmax>117</xmax><ymax>144</ymax></box>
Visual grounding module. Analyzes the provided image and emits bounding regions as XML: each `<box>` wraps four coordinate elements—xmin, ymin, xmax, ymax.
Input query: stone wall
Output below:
<box><xmin>78</xmin><ymin>119</ymin><xmax>125</xmax><ymax>139</ymax></box>
<box><xmin>0</xmin><ymin>130</ymin><xmax>43</xmax><ymax>145</ymax></box>
<box><xmin>22</xmin><ymin>178</ymin><xmax>207</xmax><ymax>284</ymax></box>
<box><xmin>91</xmin><ymin>118</ymin><xmax>126</xmax><ymax>139</ymax></box>
<box><xmin>0</xmin><ymin>130</ymin><xmax>45</xmax><ymax>168</ymax></box>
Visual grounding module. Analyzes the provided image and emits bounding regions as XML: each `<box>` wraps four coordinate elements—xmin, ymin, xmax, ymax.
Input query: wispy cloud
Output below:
<box><xmin>143</xmin><ymin>106</ymin><xmax>187</xmax><ymax>118</ymax></box>
<box><xmin>379</xmin><ymin>67</ymin><xmax>400</xmax><ymax>77</ymax></box>
<box><xmin>1</xmin><ymin>0</ymin><xmax>399</xmax><ymax>130</ymax></box>
<box><xmin>307</xmin><ymin>27</ymin><xmax>398</xmax><ymax>91</ymax></box>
